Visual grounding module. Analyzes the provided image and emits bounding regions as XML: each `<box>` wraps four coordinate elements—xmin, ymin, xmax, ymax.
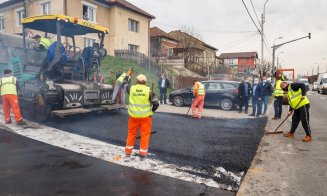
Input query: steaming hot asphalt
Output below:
<box><xmin>44</xmin><ymin>110</ymin><xmax>267</xmax><ymax>190</ymax></box>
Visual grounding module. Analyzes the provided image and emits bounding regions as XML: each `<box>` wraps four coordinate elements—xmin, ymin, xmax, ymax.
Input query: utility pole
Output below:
<box><xmin>261</xmin><ymin>0</ymin><xmax>269</xmax><ymax>68</ymax></box>
<box><xmin>317</xmin><ymin>66</ymin><xmax>319</xmax><ymax>75</ymax></box>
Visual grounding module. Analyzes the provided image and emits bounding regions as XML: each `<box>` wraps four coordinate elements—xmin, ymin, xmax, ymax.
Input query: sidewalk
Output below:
<box><xmin>237</xmin><ymin>104</ymin><xmax>327</xmax><ymax>196</ymax></box>
<box><xmin>156</xmin><ymin>103</ymin><xmax>254</xmax><ymax>119</ymax></box>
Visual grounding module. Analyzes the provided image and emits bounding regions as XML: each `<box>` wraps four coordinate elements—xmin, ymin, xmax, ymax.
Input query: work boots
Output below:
<box><xmin>283</xmin><ymin>132</ymin><xmax>294</xmax><ymax>138</ymax></box>
<box><xmin>302</xmin><ymin>135</ymin><xmax>312</xmax><ymax>142</ymax></box>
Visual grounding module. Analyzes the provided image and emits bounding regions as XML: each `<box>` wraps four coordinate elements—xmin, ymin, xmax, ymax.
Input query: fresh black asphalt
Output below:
<box><xmin>44</xmin><ymin>110</ymin><xmax>268</xmax><ymax>191</ymax></box>
<box><xmin>0</xmin><ymin>128</ymin><xmax>231</xmax><ymax>196</ymax></box>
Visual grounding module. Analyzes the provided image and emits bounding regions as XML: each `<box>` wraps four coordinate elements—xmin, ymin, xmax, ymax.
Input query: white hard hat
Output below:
<box><xmin>136</xmin><ymin>74</ymin><xmax>146</xmax><ymax>82</ymax></box>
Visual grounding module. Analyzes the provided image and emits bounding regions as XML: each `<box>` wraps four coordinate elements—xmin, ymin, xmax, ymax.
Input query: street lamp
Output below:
<box><xmin>277</xmin><ymin>51</ymin><xmax>284</xmax><ymax>70</ymax></box>
<box><xmin>273</xmin><ymin>37</ymin><xmax>283</xmax><ymax>45</ymax></box>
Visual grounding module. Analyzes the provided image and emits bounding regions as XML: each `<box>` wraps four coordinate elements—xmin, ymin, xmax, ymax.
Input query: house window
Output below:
<box><xmin>128</xmin><ymin>44</ymin><xmax>139</xmax><ymax>53</ymax></box>
<box><xmin>168</xmin><ymin>48</ymin><xmax>174</xmax><ymax>56</ymax></box>
<box><xmin>84</xmin><ymin>37</ymin><xmax>96</xmax><ymax>47</ymax></box>
<box><xmin>128</xmin><ymin>18</ymin><xmax>139</xmax><ymax>32</ymax></box>
<box><xmin>41</xmin><ymin>1</ymin><xmax>51</xmax><ymax>15</ymax></box>
<box><xmin>82</xmin><ymin>2</ymin><xmax>96</xmax><ymax>22</ymax></box>
<box><xmin>16</xmin><ymin>9</ymin><xmax>25</xmax><ymax>26</ymax></box>
<box><xmin>0</xmin><ymin>17</ymin><xmax>4</xmax><ymax>30</ymax></box>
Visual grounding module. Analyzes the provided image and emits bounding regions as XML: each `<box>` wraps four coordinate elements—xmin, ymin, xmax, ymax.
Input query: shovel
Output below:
<box><xmin>266</xmin><ymin>100</ymin><xmax>302</xmax><ymax>135</ymax></box>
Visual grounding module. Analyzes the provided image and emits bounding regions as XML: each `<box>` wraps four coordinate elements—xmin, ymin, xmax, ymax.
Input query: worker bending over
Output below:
<box><xmin>0</xmin><ymin>69</ymin><xmax>26</xmax><ymax>125</ymax></box>
<box><xmin>280</xmin><ymin>81</ymin><xmax>312</xmax><ymax>142</ymax></box>
<box><xmin>192</xmin><ymin>80</ymin><xmax>206</xmax><ymax>119</ymax></box>
<box><xmin>33</xmin><ymin>35</ymin><xmax>52</xmax><ymax>49</ymax></box>
<box><xmin>123</xmin><ymin>74</ymin><xmax>159</xmax><ymax>160</ymax></box>
<box><xmin>111</xmin><ymin>68</ymin><xmax>134</xmax><ymax>104</ymax></box>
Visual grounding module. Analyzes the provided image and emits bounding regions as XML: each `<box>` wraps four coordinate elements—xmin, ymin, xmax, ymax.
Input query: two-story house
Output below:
<box><xmin>219</xmin><ymin>52</ymin><xmax>258</xmax><ymax>74</ymax></box>
<box><xmin>150</xmin><ymin>26</ymin><xmax>178</xmax><ymax>59</ymax></box>
<box><xmin>168</xmin><ymin>30</ymin><xmax>218</xmax><ymax>76</ymax></box>
<box><xmin>0</xmin><ymin>0</ymin><xmax>155</xmax><ymax>56</ymax></box>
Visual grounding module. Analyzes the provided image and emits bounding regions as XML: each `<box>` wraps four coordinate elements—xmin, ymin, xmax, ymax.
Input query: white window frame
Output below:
<box><xmin>15</xmin><ymin>8</ymin><xmax>25</xmax><ymax>27</ymax></box>
<box><xmin>40</xmin><ymin>1</ymin><xmax>51</xmax><ymax>15</ymax></box>
<box><xmin>84</xmin><ymin>37</ymin><xmax>96</xmax><ymax>48</ymax></box>
<box><xmin>128</xmin><ymin>44</ymin><xmax>139</xmax><ymax>53</ymax></box>
<box><xmin>82</xmin><ymin>1</ymin><xmax>97</xmax><ymax>23</ymax></box>
<box><xmin>128</xmin><ymin>18</ymin><xmax>139</xmax><ymax>33</ymax></box>
<box><xmin>0</xmin><ymin>15</ymin><xmax>5</xmax><ymax>31</ymax></box>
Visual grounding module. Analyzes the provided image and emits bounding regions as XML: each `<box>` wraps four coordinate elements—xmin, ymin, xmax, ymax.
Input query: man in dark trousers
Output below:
<box><xmin>238</xmin><ymin>76</ymin><xmax>251</xmax><ymax>113</ymax></box>
<box><xmin>261</xmin><ymin>76</ymin><xmax>273</xmax><ymax>115</ymax></box>
<box><xmin>249</xmin><ymin>78</ymin><xmax>263</xmax><ymax>117</ymax></box>
<box><xmin>158</xmin><ymin>73</ymin><xmax>170</xmax><ymax>104</ymax></box>
<box><xmin>280</xmin><ymin>81</ymin><xmax>312</xmax><ymax>142</ymax></box>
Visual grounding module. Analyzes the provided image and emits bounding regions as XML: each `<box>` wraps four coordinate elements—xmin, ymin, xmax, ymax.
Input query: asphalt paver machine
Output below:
<box><xmin>1</xmin><ymin>14</ymin><xmax>124</xmax><ymax>121</ymax></box>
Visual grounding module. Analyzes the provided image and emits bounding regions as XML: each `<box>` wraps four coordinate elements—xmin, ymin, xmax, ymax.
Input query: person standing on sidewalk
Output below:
<box><xmin>261</xmin><ymin>76</ymin><xmax>273</xmax><ymax>115</ymax></box>
<box><xmin>192</xmin><ymin>80</ymin><xmax>206</xmax><ymax>119</ymax></box>
<box><xmin>158</xmin><ymin>73</ymin><xmax>170</xmax><ymax>104</ymax></box>
<box><xmin>238</xmin><ymin>76</ymin><xmax>251</xmax><ymax>113</ymax></box>
<box><xmin>0</xmin><ymin>69</ymin><xmax>26</xmax><ymax>125</ymax></box>
<box><xmin>123</xmin><ymin>74</ymin><xmax>159</xmax><ymax>159</ymax></box>
<box><xmin>272</xmin><ymin>75</ymin><xmax>284</xmax><ymax>119</ymax></box>
<box><xmin>249</xmin><ymin>78</ymin><xmax>263</xmax><ymax>117</ymax></box>
<box><xmin>280</xmin><ymin>81</ymin><xmax>312</xmax><ymax>142</ymax></box>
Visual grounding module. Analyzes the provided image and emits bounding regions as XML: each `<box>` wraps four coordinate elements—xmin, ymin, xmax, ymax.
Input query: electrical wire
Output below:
<box><xmin>220</xmin><ymin>32</ymin><xmax>259</xmax><ymax>51</ymax></box>
<box><xmin>249</xmin><ymin>0</ymin><xmax>262</xmax><ymax>28</ymax></box>
<box><xmin>241</xmin><ymin>0</ymin><xmax>262</xmax><ymax>34</ymax></box>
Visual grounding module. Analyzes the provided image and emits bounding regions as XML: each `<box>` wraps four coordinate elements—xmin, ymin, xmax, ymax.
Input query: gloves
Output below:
<box><xmin>123</xmin><ymin>76</ymin><xmax>131</xmax><ymax>84</ymax></box>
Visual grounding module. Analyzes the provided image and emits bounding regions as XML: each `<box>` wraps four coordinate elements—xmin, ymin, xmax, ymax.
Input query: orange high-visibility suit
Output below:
<box><xmin>124</xmin><ymin>74</ymin><xmax>159</xmax><ymax>157</ymax></box>
<box><xmin>0</xmin><ymin>76</ymin><xmax>23</xmax><ymax>124</ymax></box>
<box><xmin>191</xmin><ymin>81</ymin><xmax>205</xmax><ymax>119</ymax></box>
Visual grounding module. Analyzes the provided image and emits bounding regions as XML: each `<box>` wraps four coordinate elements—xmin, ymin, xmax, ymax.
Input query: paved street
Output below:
<box><xmin>238</xmin><ymin>91</ymin><xmax>327</xmax><ymax>196</ymax></box>
<box><xmin>0</xmin><ymin>105</ymin><xmax>267</xmax><ymax>195</ymax></box>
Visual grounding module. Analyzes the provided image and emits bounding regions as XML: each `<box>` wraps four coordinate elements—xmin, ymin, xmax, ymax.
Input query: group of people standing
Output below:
<box><xmin>238</xmin><ymin>76</ymin><xmax>273</xmax><ymax>117</ymax></box>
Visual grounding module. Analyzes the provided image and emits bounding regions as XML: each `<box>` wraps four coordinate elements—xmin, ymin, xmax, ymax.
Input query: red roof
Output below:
<box><xmin>150</xmin><ymin>27</ymin><xmax>177</xmax><ymax>41</ymax></box>
<box><xmin>219</xmin><ymin>52</ymin><xmax>258</xmax><ymax>59</ymax></box>
<box><xmin>104</xmin><ymin>0</ymin><xmax>155</xmax><ymax>19</ymax></box>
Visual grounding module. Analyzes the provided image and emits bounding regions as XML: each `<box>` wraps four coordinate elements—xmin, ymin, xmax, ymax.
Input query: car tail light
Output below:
<box><xmin>233</xmin><ymin>89</ymin><xmax>239</xmax><ymax>93</ymax></box>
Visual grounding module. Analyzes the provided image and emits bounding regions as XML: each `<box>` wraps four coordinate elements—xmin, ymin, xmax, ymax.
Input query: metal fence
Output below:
<box><xmin>114</xmin><ymin>50</ymin><xmax>162</xmax><ymax>77</ymax></box>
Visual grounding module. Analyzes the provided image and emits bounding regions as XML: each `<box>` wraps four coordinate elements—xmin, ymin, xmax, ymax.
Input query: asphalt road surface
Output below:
<box><xmin>43</xmin><ymin>111</ymin><xmax>267</xmax><ymax>191</ymax></box>
<box><xmin>0</xmin><ymin>128</ymin><xmax>230</xmax><ymax>196</ymax></box>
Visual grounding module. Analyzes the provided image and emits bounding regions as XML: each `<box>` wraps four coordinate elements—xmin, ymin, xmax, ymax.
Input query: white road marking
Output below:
<box><xmin>320</xmin><ymin>97</ymin><xmax>326</xmax><ymax>100</ymax></box>
<box><xmin>0</xmin><ymin>113</ymin><xmax>242</xmax><ymax>191</ymax></box>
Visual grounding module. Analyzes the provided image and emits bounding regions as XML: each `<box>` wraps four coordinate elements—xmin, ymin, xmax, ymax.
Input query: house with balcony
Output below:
<box><xmin>218</xmin><ymin>52</ymin><xmax>258</xmax><ymax>76</ymax></box>
<box><xmin>0</xmin><ymin>0</ymin><xmax>155</xmax><ymax>56</ymax></box>
<box><xmin>168</xmin><ymin>30</ymin><xmax>218</xmax><ymax>76</ymax></box>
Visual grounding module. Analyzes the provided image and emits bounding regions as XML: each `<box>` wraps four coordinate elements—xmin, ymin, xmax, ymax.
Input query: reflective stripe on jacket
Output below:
<box><xmin>287</xmin><ymin>85</ymin><xmax>310</xmax><ymax>109</ymax></box>
<box><xmin>128</xmin><ymin>84</ymin><xmax>153</xmax><ymax>118</ymax></box>
<box><xmin>0</xmin><ymin>76</ymin><xmax>17</xmax><ymax>96</ymax></box>
<box><xmin>116</xmin><ymin>73</ymin><xmax>127</xmax><ymax>83</ymax></box>
<box><xmin>273</xmin><ymin>80</ymin><xmax>284</xmax><ymax>97</ymax></box>
<box><xmin>40</xmin><ymin>38</ymin><xmax>52</xmax><ymax>49</ymax></box>
<box><xmin>194</xmin><ymin>82</ymin><xmax>205</xmax><ymax>96</ymax></box>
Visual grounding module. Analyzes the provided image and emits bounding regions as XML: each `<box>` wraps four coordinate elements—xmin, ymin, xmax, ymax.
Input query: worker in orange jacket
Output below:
<box><xmin>191</xmin><ymin>80</ymin><xmax>206</xmax><ymax>119</ymax></box>
<box><xmin>123</xmin><ymin>74</ymin><xmax>159</xmax><ymax>160</ymax></box>
<box><xmin>0</xmin><ymin>69</ymin><xmax>26</xmax><ymax>125</ymax></box>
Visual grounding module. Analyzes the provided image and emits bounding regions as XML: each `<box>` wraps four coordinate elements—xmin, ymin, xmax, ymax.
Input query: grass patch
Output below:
<box><xmin>100</xmin><ymin>55</ymin><xmax>161</xmax><ymax>95</ymax></box>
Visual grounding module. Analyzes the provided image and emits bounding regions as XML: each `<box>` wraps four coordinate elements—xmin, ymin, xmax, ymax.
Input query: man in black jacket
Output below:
<box><xmin>158</xmin><ymin>73</ymin><xmax>170</xmax><ymax>104</ymax></box>
<box><xmin>238</xmin><ymin>76</ymin><xmax>252</xmax><ymax>113</ymax></box>
<box><xmin>280</xmin><ymin>81</ymin><xmax>312</xmax><ymax>142</ymax></box>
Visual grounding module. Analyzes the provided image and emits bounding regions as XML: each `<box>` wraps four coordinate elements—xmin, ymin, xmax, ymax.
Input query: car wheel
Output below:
<box><xmin>220</xmin><ymin>98</ymin><xmax>233</xmax><ymax>111</ymax></box>
<box><xmin>173</xmin><ymin>96</ymin><xmax>184</xmax><ymax>107</ymax></box>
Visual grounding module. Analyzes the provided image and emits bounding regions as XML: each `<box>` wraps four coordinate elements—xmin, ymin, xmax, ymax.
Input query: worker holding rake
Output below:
<box><xmin>191</xmin><ymin>80</ymin><xmax>206</xmax><ymax>119</ymax></box>
<box><xmin>280</xmin><ymin>81</ymin><xmax>312</xmax><ymax>142</ymax></box>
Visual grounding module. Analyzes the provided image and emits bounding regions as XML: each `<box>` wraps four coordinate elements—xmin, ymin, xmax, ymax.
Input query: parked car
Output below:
<box><xmin>317</xmin><ymin>72</ymin><xmax>327</xmax><ymax>94</ymax></box>
<box><xmin>312</xmin><ymin>82</ymin><xmax>318</xmax><ymax>91</ymax></box>
<box><xmin>168</xmin><ymin>80</ymin><xmax>240</xmax><ymax>111</ymax></box>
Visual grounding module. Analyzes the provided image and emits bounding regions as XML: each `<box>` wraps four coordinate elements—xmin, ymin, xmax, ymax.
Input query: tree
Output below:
<box><xmin>257</xmin><ymin>60</ymin><xmax>272</xmax><ymax>80</ymax></box>
<box><xmin>169</xmin><ymin>26</ymin><xmax>203</xmax><ymax>64</ymax></box>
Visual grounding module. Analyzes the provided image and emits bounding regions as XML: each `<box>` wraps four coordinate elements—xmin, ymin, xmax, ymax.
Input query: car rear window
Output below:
<box><xmin>222</xmin><ymin>83</ymin><xmax>237</xmax><ymax>89</ymax></box>
<box><xmin>205</xmin><ymin>83</ymin><xmax>222</xmax><ymax>90</ymax></box>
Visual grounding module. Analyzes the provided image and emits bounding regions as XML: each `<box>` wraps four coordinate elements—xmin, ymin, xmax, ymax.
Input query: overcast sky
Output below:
<box><xmin>130</xmin><ymin>0</ymin><xmax>327</xmax><ymax>76</ymax></box>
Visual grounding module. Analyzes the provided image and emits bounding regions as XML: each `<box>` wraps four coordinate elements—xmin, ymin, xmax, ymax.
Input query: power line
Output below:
<box><xmin>241</xmin><ymin>0</ymin><xmax>262</xmax><ymax>34</ymax></box>
<box><xmin>249</xmin><ymin>0</ymin><xmax>261</xmax><ymax>28</ymax></box>
<box><xmin>220</xmin><ymin>32</ymin><xmax>259</xmax><ymax>51</ymax></box>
